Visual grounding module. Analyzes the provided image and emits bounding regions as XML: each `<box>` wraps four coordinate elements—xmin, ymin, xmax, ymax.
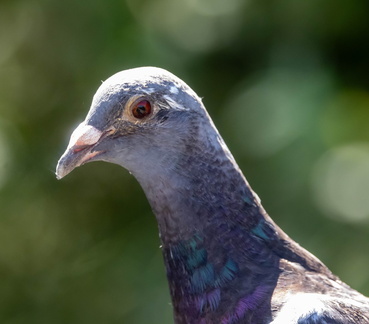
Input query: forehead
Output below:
<box><xmin>84</xmin><ymin>67</ymin><xmax>201</xmax><ymax>129</ymax></box>
<box><xmin>98</xmin><ymin>67</ymin><xmax>194</xmax><ymax>98</ymax></box>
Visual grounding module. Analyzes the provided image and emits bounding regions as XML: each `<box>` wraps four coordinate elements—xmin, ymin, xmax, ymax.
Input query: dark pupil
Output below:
<box><xmin>136</xmin><ymin>105</ymin><xmax>146</xmax><ymax>117</ymax></box>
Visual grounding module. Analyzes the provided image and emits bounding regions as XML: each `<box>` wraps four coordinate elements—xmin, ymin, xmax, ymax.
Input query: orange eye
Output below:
<box><xmin>132</xmin><ymin>100</ymin><xmax>152</xmax><ymax>119</ymax></box>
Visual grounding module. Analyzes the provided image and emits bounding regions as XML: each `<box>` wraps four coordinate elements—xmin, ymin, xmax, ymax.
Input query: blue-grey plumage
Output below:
<box><xmin>56</xmin><ymin>67</ymin><xmax>369</xmax><ymax>324</ymax></box>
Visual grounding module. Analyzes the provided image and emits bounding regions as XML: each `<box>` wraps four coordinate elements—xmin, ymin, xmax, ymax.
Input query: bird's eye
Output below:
<box><xmin>132</xmin><ymin>100</ymin><xmax>152</xmax><ymax>119</ymax></box>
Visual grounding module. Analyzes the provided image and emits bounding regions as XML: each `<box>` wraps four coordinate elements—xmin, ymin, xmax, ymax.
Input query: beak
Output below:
<box><xmin>56</xmin><ymin>122</ymin><xmax>109</xmax><ymax>179</ymax></box>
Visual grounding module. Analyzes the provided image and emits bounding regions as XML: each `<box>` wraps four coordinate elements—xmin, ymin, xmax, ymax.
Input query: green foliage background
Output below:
<box><xmin>0</xmin><ymin>0</ymin><xmax>369</xmax><ymax>323</ymax></box>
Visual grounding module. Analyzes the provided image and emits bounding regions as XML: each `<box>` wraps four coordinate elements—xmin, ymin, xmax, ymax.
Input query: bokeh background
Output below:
<box><xmin>1</xmin><ymin>0</ymin><xmax>369</xmax><ymax>323</ymax></box>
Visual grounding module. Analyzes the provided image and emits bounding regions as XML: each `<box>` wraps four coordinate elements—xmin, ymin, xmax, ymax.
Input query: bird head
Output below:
<box><xmin>56</xmin><ymin>67</ymin><xmax>211</xmax><ymax>181</ymax></box>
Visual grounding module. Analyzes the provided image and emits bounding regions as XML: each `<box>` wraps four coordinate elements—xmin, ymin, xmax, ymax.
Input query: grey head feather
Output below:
<box><xmin>56</xmin><ymin>66</ymin><xmax>251</xmax><ymax>229</ymax></box>
<box><xmin>86</xmin><ymin>66</ymin><xmax>199</xmax><ymax>130</ymax></box>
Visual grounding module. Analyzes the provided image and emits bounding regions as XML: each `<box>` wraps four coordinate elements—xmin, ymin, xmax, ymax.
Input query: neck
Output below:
<box><xmin>132</xmin><ymin>126</ymin><xmax>331</xmax><ymax>323</ymax></box>
<box><xmin>141</xmin><ymin>130</ymin><xmax>266</xmax><ymax>244</ymax></box>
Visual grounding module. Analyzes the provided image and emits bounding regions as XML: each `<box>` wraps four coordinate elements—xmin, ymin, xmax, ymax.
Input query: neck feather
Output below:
<box><xmin>131</xmin><ymin>121</ymin><xmax>332</xmax><ymax>323</ymax></box>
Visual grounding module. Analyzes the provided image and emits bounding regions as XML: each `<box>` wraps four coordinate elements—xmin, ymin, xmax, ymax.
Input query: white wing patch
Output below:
<box><xmin>271</xmin><ymin>293</ymin><xmax>326</xmax><ymax>324</ymax></box>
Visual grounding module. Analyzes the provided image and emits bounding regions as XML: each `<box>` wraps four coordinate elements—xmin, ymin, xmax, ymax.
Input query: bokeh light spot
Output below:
<box><xmin>125</xmin><ymin>0</ymin><xmax>243</xmax><ymax>53</ymax></box>
<box><xmin>224</xmin><ymin>69</ymin><xmax>331</xmax><ymax>157</ymax></box>
<box><xmin>187</xmin><ymin>0</ymin><xmax>244</xmax><ymax>17</ymax></box>
<box><xmin>312</xmin><ymin>143</ymin><xmax>369</xmax><ymax>223</ymax></box>
<box><xmin>0</xmin><ymin>2</ymin><xmax>40</xmax><ymax>65</ymax></box>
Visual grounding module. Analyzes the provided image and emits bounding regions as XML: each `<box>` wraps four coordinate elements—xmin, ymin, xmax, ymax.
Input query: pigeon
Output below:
<box><xmin>56</xmin><ymin>67</ymin><xmax>369</xmax><ymax>324</ymax></box>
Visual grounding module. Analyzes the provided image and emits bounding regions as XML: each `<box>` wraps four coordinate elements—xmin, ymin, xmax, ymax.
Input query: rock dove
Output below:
<box><xmin>56</xmin><ymin>67</ymin><xmax>369</xmax><ymax>324</ymax></box>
